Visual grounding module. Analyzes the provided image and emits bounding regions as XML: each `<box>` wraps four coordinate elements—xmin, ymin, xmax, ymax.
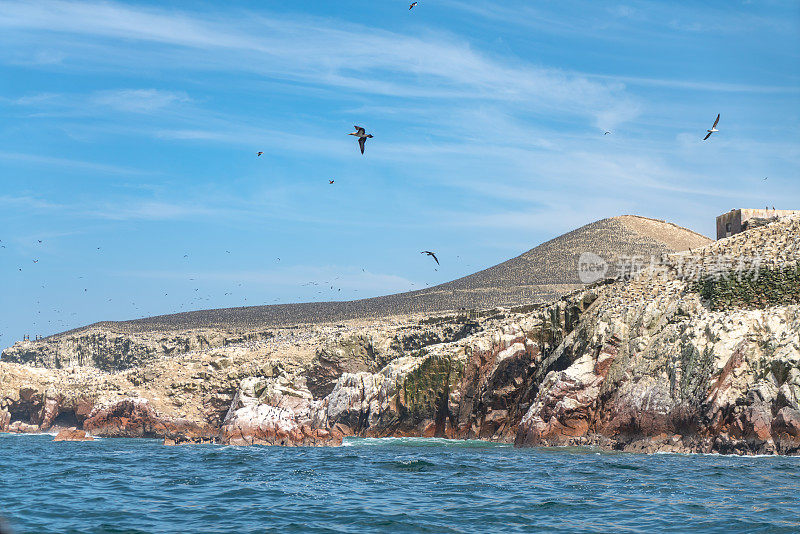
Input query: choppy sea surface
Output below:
<box><xmin>1</xmin><ymin>434</ymin><xmax>799</xmax><ymax>533</ymax></box>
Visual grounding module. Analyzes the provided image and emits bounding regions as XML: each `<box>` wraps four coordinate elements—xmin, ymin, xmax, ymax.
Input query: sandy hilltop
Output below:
<box><xmin>2</xmin><ymin>214</ymin><xmax>799</xmax><ymax>455</ymax></box>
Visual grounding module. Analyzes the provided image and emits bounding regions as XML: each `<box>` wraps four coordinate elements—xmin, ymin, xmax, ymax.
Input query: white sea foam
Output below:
<box><xmin>341</xmin><ymin>436</ymin><xmax>511</xmax><ymax>448</ymax></box>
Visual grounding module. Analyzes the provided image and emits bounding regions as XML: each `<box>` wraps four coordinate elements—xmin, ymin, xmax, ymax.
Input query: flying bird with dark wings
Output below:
<box><xmin>257</xmin><ymin>152</ymin><xmax>263</xmax><ymax>156</ymax></box>
<box><xmin>421</xmin><ymin>250</ymin><xmax>439</xmax><ymax>265</ymax></box>
<box><xmin>348</xmin><ymin>126</ymin><xmax>373</xmax><ymax>155</ymax></box>
<box><xmin>409</xmin><ymin>2</ymin><xmax>418</xmax><ymax>8</ymax></box>
<box><xmin>703</xmin><ymin>114</ymin><xmax>720</xmax><ymax>140</ymax></box>
<box><xmin>329</xmin><ymin>180</ymin><xmax>334</xmax><ymax>184</ymax></box>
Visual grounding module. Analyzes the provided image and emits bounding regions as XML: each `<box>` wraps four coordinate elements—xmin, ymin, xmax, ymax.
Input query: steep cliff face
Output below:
<box><xmin>515</xmin><ymin>284</ymin><xmax>800</xmax><ymax>454</ymax></box>
<box><xmin>2</xmin><ymin>215</ymin><xmax>798</xmax><ymax>455</ymax></box>
<box><xmin>214</xmin><ymin>292</ymin><xmax>598</xmax><ymax>446</ymax></box>
<box><xmin>515</xmin><ymin>214</ymin><xmax>800</xmax><ymax>454</ymax></box>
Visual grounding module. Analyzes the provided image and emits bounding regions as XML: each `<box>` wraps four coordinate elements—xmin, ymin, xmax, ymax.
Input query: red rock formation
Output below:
<box><xmin>83</xmin><ymin>399</ymin><xmax>215</xmax><ymax>441</ymax></box>
<box><xmin>53</xmin><ymin>428</ymin><xmax>94</xmax><ymax>441</ymax></box>
<box><xmin>38</xmin><ymin>395</ymin><xmax>62</xmax><ymax>431</ymax></box>
<box><xmin>450</xmin><ymin>328</ymin><xmax>541</xmax><ymax>441</ymax></box>
<box><xmin>0</xmin><ymin>408</ymin><xmax>10</xmax><ymax>432</ymax></box>
<box><xmin>217</xmin><ymin>404</ymin><xmax>344</xmax><ymax>446</ymax></box>
<box><xmin>74</xmin><ymin>396</ymin><xmax>95</xmax><ymax>424</ymax></box>
<box><xmin>516</xmin><ymin>340</ymin><xmax>617</xmax><ymax>447</ymax></box>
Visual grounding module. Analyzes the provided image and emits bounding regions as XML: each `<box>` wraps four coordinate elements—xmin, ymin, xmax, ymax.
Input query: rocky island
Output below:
<box><xmin>2</xmin><ymin>214</ymin><xmax>798</xmax><ymax>455</ymax></box>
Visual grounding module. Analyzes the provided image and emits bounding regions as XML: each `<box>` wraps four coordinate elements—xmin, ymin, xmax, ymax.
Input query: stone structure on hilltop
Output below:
<box><xmin>716</xmin><ymin>208</ymin><xmax>800</xmax><ymax>240</ymax></box>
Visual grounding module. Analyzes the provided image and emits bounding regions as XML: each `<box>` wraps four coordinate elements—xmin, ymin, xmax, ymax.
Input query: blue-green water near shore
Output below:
<box><xmin>1</xmin><ymin>434</ymin><xmax>798</xmax><ymax>533</ymax></box>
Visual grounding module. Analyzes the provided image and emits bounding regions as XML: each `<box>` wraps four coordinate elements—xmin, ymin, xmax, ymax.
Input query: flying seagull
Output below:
<box><xmin>329</xmin><ymin>180</ymin><xmax>335</xmax><ymax>184</ymax></box>
<box><xmin>257</xmin><ymin>152</ymin><xmax>263</xmax><ymax>156</ymax></box>
<box><xmin>348</xmin><ymin>126</ymin><xmax>373</xmax><ymax>155</ymax></box>
<box><xmin>703</xmin><ymin>114</ymin><xmax>720</xmax><ymax>140</ymax></box>
<box><xmin>409</xmin><ymin>2</ymin><xmax>418</xmax><ymax>8</ymax></box>
<box><xmin>421</xmin><ymin>250</ymin><xmax>439</xmax><ymax>265</ymax></box>
<box><xmin>604</xmin><ymin>131</ymin><xmax>611</xmax><ymax>135</ymax></box>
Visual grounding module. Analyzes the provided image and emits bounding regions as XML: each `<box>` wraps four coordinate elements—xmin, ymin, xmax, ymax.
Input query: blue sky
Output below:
<box><xmin>0</xmin><ymin>0</ymin><xmax>798</xmax><ymax>343</ymax></box>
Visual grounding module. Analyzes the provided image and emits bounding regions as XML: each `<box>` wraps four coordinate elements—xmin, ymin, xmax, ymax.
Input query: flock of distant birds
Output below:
<box><xmin>0</xmin><ymin>0</ymin><xmax>741</xmax><ymax>340</ymax></box>
<box><xmin>4</xmin><ymin>231</ymin><xmax>446</xmax><ymax>337</ymax></box>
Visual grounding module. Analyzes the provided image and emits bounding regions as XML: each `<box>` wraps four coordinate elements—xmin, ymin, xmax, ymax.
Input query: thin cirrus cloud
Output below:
<box><xmin>442</xmin><ymin>0</ymin><xmax>795</xmax><ymax>38</ymax></box>
<box><xmin>0</xmin><ymin>194</ymin><xmax>215</xmax><ymax>221</ymax></box>
<box><xmin>0</xmin><ymin>0</ymin><xmax>635</xmax><ymax>125</ymax></box>
<box><xmin>0</xmin><ymin>190</ymin><xmax>371</xmax><ymax>226</ymax></box>
<box><xmin>0</xmin><ymin>150</ymin><xmax>152</xmax><ymax>175</ymax></box>
<box><xmin>585</xmin><ymin>74</ymin><xmax>800</xmax><ymax>95</ymax></box>
<box><xmin>10</xmin><ymin>89</ymin><xmax>193</xmax><ymax>114</ymax></box>
<box><xmin>90</xmin><ymin>200</ymin><xmax>221</xmax><ymax>221</ymax></box>
<box><xmin>90</xmin><ymin>89</ymin><xmax>193</xmax><ymax>113</ymax></box>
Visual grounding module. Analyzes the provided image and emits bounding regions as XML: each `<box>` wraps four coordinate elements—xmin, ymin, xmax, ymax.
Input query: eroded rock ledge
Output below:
<box><xmin>2</xmin><ymin>215</ymin><xmax>799</xmax><ymax>455</ymax></box>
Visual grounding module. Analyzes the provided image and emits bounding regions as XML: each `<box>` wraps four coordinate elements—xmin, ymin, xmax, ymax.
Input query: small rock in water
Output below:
<box><xmin>53</xmin><ymin>428</ymin><xmax>94</xmax><ymax>441</ymax></box>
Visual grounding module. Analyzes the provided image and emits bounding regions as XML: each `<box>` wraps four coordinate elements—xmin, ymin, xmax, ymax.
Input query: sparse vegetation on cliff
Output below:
<box><xmin>692</xmin><ymin>265</ymin><xmax>800</xmax><ymax>310</ymax></box>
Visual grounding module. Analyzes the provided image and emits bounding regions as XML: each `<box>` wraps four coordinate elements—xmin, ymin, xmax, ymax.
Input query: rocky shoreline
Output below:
<box><xmin>2</xmin><ymin>215</ymin><xmax>799</xmax><ymax>454</ymax></box>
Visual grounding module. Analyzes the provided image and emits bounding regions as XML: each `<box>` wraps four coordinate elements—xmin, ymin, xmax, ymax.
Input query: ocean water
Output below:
<box><xmin>1</xmin><ymin>434</ymin><xmax>798</xmax><ymax>533</ymax></box>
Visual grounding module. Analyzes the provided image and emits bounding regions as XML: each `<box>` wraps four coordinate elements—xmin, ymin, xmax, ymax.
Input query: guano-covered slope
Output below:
<box><xmin>47</xmin><ymin>215</ymin><xmax>711</xmax><ymax>336</ymax></box>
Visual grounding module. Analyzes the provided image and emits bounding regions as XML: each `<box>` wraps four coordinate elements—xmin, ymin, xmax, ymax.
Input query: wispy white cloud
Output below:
<box><xmin>586</xmin><ymin>74</ymin><xmax>800</xmax><ymax>94</ymax></box>
<box><xmin>31</xmin><ymin>50</ymin><xmax>66</xmax><ymax>65</ymax></box>
<box><xmin>0</xmin><ymin>192</ymin><xmax>223</xmax><ymax>221</ymax></box>
<box><xmin>8</xmin><ymin>88</ymin><xmax>193</xmax><ymax>115</ymax></box>
<box><xmin>0</xmin><ymin>194</ymin><xmax>64</xmax><ymax>211</ymax></box>
<box><xmin>91</xmin><ymin>200</ymin><xmax>219</xmax><ymax>221</ymax></box>
<box><xmin>0</xmin><ymin>151</ymin><xmax>152</xmax><ymax>175</ymax></box>
<box><xmin>91</xmin><ymin>89</ymin><xmax>192</xmax><ymax>113</ymax></box>
<box><xmin>12</xmin><ymin>92</ymin><xmax>63</xmax><ymax>105</ymax></box>
<box><xmin>0</xmin><ymin>0</ymin><xmax>636</xmax><ymax>126</ymax></box>
<box><xmin>442</xmin><ymin>0</ymin><xmax>796</xmax><ymax>37</ymax></box>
